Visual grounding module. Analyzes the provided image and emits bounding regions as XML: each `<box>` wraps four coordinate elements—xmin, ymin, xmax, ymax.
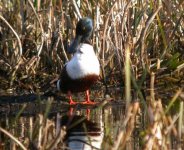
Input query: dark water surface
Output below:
<box><xmin>0</xmin><ymin>97</ymin><xmax>145</xmax><ymax>150</ymax></box>
<box><xmin>0</xmin><ymin>85</ymin><xmax>182</xmax><ymax>150</ymax></box>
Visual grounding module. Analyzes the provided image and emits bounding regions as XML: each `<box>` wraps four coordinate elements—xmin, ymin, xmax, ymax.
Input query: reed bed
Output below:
<box><xmin>0</xmin><ymin>0</ymin><xmax>184</xmax><ymax>149</ymax></box>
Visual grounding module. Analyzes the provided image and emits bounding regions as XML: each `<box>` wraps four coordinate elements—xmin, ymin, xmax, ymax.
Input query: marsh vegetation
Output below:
<box><xmin>0</xmin><ymin>0</ymin><xmax>184</xmax><ymax>149</ymax></box>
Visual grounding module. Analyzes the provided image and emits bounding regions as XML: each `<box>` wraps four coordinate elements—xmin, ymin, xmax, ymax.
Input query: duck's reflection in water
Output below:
<box><xmin>61</xmin><ymin>107</ymin><xmax>104</xmax><ymax>150</ymax></box>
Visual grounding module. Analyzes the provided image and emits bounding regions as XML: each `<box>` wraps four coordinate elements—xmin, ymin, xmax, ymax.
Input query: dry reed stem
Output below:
<box><xmin>165</xmin><ymin>88</ymin><xmax>182</xmax><ymax>114</ymax></box>
<box><xmin>38</xmin><ymin>114</ymin><xmax>43</xmax><ymax>148</ymax></box>
<box><xmin>145</xmin><ymin>101</ymin><xmax>164</xmax><ymax>149</ymax></box>
<box><xmin>167</xmin><ymin>116</ymin><xmax>177</xmax><ymax>137</ymax></box>
<box><xmin>10</xmin><ymin>59</ymin><xmax>24</xmax><ymax>86</ymax></box>
<box><xmin>25</xmin><ymin>56</ymin><xmax>40</xmax><ymax>73</ymax></box>
<box><xmin>121</xmin><ymin>102</ymin><xmax>140</xmax><ymax>148</ymax></box>
<box><xmin>46</xmin><ymin>127</ymin><xmax>66</xmax><ymax>150</ymax></box>
<box><xmin>0</xmin><ymin>1</ymin><xmax>184</xmax><ymax>149</ymax></box>
<box><xmin>59</xmin><ymin>32</ymin><xmax>68</xmax><ymax>62</ymax></box>
<box><xmin>112</xmin><ymin>102</ymin><xmax>139</xmax><ymax>150</ymax></box>
<box><xmin>0</xmin><ymin>15</ymin><xmax>22</xmax><ymax>58</ymax></box>
<box><xmin>125</xmin><ymin>43</ymin><xmax>131</xmax><ymax>109</ymax></box>
<box><xmin>0</xmin><ymin>14</ymin><xmax>24</xmax><ymax>86</ymax></box>
<box><xmin>0</xmin><ymin>127</ymin><xmax>27</xmax><ymax>150</ymax></box>
<box><xmin>144</xmin><ymin>95</ymin><xmax>183</xmax><ymax>150</ymax></box>
<box><xmin>42</xmin><ymin>120</ymin><xmax>54</xmax><ymax>149</ymax></box>
<box><xmin>150</xmin><ymin>72</ymin><xmax>155</xmax><ymax>102</ymax></box>
<box><xmin>101</xmin><ymin>2</ymin><xmax>116</xmax><ymax>83</ymax></box>
<box><xmin>29</xmin><ymin>117</ymin><xmax>33</xmax><ymax>141</ymax></box>
<box><xmin>71</xmin><ymin>0</ymin><xmax>82</xmax><ymax>19</ymax></box>
<box><xmin>165</xmin><ymin>113</ymin><xmax>179</xmax><ymax>136</ymax></box>
<box><xmin>27</xmin><ymin>0</ymin><xmax>44</xmax><ymax>57</ymax></box>
<box><xmin>178</xmin><ymin>101</ymin><xmax>183</xmax><ymax>141</ymax></box>
<box><xmin>138</xmin><ymin>5</ymin><xmax>162</xmax><ymax>68</ymax></box>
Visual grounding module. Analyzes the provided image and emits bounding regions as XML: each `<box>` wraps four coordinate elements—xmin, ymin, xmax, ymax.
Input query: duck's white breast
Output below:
<box><xmin>66</xmin><ymin>44</ymin><xmax>100</xmax><ymax>79</ymax></box>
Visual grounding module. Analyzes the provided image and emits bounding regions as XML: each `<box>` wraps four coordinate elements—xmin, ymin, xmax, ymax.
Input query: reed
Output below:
<box><xmin>0</xmin><ymin>0</ymin><xmax>184</xmax><ymax>149</ymax></box>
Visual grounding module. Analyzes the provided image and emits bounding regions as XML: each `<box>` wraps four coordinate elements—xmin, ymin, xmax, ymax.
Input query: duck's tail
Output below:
<box><xmin>57</xmin><ymin>80</ymin><xmax>61</xmax><ymax>91</ymax></box>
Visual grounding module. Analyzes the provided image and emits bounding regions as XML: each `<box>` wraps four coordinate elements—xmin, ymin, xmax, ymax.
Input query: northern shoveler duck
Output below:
<box><xmin>57</xmin><ymin>17</ymin><xmax>100</xmax><ymax>105</ymax></box>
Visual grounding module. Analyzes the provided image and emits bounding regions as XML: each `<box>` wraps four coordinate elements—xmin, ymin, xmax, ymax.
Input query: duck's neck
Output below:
<box><xmin>81</xmin><ymin>38</ymin><xmax>91</xmax><ymax>44</ymax></box>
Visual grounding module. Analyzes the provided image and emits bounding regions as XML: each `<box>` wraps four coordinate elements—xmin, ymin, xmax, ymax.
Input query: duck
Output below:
<box><xmin>57</xmin><ymin>17</ymin><xmax>100</xmax><ymax>105</ymax></box>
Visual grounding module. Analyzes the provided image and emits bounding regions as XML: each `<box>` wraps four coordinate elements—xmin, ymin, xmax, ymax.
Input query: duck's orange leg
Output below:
<box><xmin>86</xmin><ymin>109</ymin><xmax>91</xmax><ymax>120</ymax></box>
<box><xmin>68</xmin><ymin>91</ymin><xmax>77</xmax><ymax>105</ymax></box>
<box><xmin>68</xmin><ymin>107</ymin><xmax>74</xmax><ymax>116</ymax></box>
<box><xmin>81</xmin><ymin>90</ymin><xmax>96</xmax><ymax>105</ymax></box>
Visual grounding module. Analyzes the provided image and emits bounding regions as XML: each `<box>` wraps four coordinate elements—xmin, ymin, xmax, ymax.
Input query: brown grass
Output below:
<box><xmin>0</xmin><ymin>0</ymin><xmax>184</xmax><ymax>149</ymax></box>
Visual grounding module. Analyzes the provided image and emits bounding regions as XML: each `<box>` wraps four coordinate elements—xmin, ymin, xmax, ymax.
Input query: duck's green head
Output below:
<box><xmin>76</xmin><ymin>17</ymin><xmax>93</xmax><ymax>41</ymax></box>
<box><xmin>68</xmin><ymin>17</ymin><xmax>93</xmax><ymax>53</ymax></box>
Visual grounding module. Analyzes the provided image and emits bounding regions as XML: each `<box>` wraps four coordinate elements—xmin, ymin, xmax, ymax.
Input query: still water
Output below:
<box><xmin>0</xmin><ymin>99</ymin><xmax>143</xmax><ymax>150</ymax></box>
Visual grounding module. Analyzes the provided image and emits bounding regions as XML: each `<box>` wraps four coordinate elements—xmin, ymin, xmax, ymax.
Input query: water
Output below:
<box><xmin>0</xmin><ymin>99</ymin><xmax>141</xmax><ymax>150</ymax></box>
<box><xmin>0</xmin><ymin>92</ymin><xmax>181</xmax><ymax>149</ymax></box>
